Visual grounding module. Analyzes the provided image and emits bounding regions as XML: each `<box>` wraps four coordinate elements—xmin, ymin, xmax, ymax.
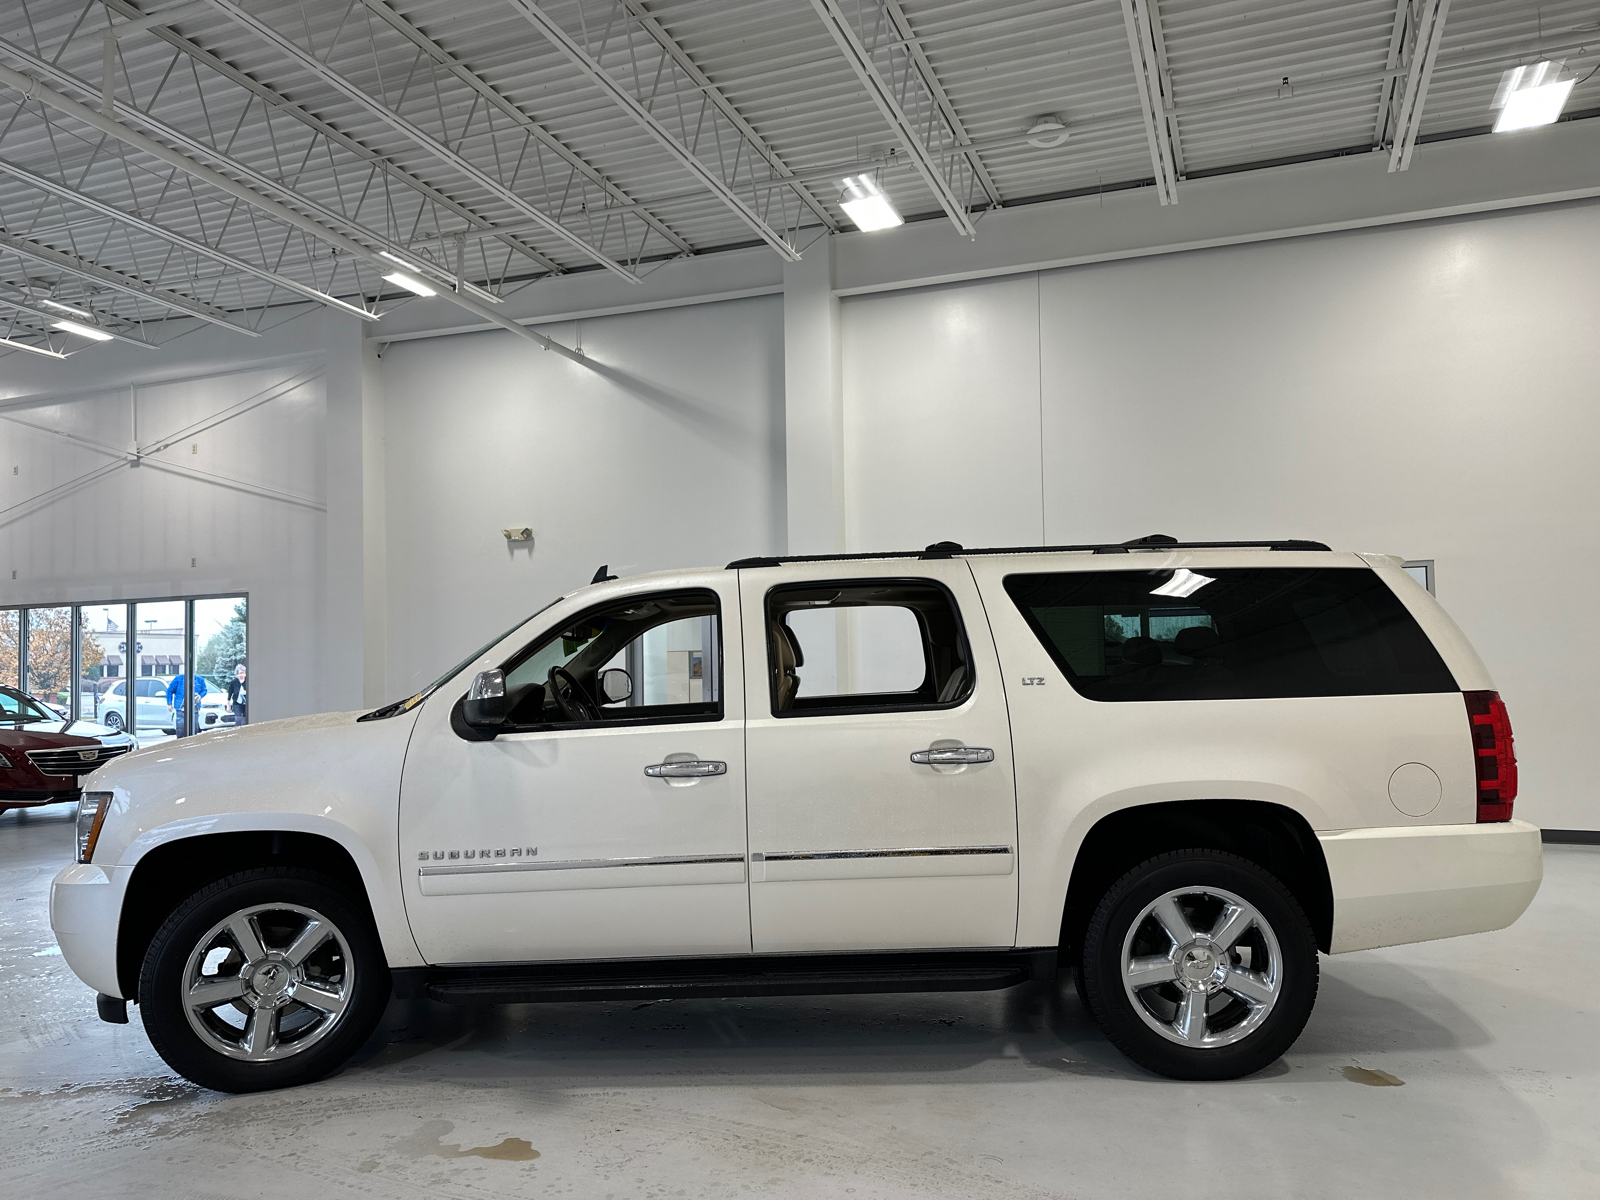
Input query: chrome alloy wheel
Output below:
<box><xmin>180</xmin><ymin>902</ymin><xmax>355</xmax><ymax>1062</ymax></box>
<box><xmin>1120</xmin><ymin>885</ymin><xmax>1282</xmax><ymax>1049</ymax></box>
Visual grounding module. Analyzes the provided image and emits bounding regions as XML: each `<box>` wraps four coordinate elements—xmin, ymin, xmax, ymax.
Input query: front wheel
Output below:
<box><xmin>1078</xmin><ymin>850</ymin><xmax>1318</xmax><ymax>1081</ymax></box>
<box><xmin>140</xmin><ymin>869</ymin><xmax>389</xmax><ymax>1092</ymax></box>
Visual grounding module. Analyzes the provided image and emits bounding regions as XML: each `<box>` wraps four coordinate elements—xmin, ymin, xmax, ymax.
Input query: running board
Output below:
<box><xmin>392</xmin><ymin>950</ymin><xmax>1057</xmax><ymax>1006</ymax></box>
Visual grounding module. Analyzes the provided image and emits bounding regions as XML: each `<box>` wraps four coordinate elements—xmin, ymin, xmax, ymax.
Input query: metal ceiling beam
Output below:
<box><xmin>615</xmin><ymin>0</ymin><xmax>837</xmax><ymax>233</ymax></box>
<box><xmin>0</xmin><ymin>156</ymin><xmax>377</xmax><ymax>321</ymax></box>
<box><xmin>808</xmin><ymin>0</ymin><xmax>977</xmax><ymax>237</ymax></box>
<box><xmin>0</xmin><ymin>230</ymin><xmax>258</xmax><ymax>335</ymax></box>
<box><xmin>94</xmin><ymin>1</ymin><xmax>555</xmax><ymax>289</ymax></box>
<box><xmin>0</xmin><ymin>290</ymin><xmax>160</xmax><ymax>349</ymax></box>
<box><xmin>878</xmin><ymin>0</ymin><xmax>1001</xmax><ymax>208</ymax></box>
<box><xmin>356</xmin><ymin>0</ymin><xmax>693</xmax><ymax>257</ymax></box>
<box><xmin>0</xmin><ymin>61</ymin><xmax>589</xmax><ymax>364</ymax></box>
<box><xmin>501</xmin><ymin>0</ymin><xmax>804</xmax><ymax>261</ymax></box>
<box><xmin>1120</xmin><ymin>0</ymin><xmax>1181</xmax><ymax>206</ymax></box>
<box><xmin>199</xmin><ymin>0</ymin><xmax>640</xmax><ymax>283</ymax></box>
<box><xmin>1387</xmin><ymin>0</ymin><xmax>1452</xmax><ymax>172</ymax></box>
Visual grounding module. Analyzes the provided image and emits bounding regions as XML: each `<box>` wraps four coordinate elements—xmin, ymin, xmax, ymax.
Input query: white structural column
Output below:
<box><xmin>782</xmin><ymin>238</ymin><xmax>845</xmax><ymax>557</ymax></box>
<box><xmin>321</xmin><ymin>312</ymin><xmax>388</xmax><ymax>711</ymax></box>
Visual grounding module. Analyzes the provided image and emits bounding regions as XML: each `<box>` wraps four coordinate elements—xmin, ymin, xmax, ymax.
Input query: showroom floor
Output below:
<box><xmin>1</xmin><ymin>806</ymin><xmax>1594</xmax><ymax>1200</ymax></box>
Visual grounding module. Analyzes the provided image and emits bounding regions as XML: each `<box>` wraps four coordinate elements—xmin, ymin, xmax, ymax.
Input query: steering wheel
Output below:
<box><xmin>547</xmin><ymin>666</ymin><xmax>600</xmax><ymax>723</ymax></box>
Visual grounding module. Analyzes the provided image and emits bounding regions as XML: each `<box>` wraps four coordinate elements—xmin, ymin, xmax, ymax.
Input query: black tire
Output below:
<box><xmin>103</xmin><ymin>711</ymin><xmax>124</xmax><ymax>732</ymax></box>
<box><xmin>1078</xmin><ymin>850</ymin><xmax>1318</xmax><ymax>1081</ymax></box>
<box><xmin>139</xmin><ymin>868</ymin><xmax>389</xmax><ymax>1093</ymax></box>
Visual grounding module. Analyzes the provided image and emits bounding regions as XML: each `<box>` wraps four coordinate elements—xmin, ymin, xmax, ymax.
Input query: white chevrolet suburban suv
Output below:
<box><xmin>51</xmin><ymin>536</ymin><xmax>1542</xmax><ymax>1092</ymax></box>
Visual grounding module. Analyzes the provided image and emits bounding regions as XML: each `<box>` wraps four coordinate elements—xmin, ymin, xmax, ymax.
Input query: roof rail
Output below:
<box><xmin>725</xmin><ymin>536</ymin><xmax>1332</xmax><ymax>570</ymax></box>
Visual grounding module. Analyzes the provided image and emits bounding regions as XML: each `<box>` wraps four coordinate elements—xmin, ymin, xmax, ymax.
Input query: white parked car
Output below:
<box><xmin>51</xmin><ymin>537</ymin><xmax>1542</xmax><ymax>1093</ymax></box>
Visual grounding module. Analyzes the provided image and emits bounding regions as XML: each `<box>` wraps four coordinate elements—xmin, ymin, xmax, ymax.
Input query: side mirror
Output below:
<box><xmin>461</xmin><ymin>669</ymin><xmax>508</xmax><ymax>728</ymax></box>
<box><xmin>598</xmin><ymin>667</ymin><xmax>633</xmax><ymax>704</ymax></box>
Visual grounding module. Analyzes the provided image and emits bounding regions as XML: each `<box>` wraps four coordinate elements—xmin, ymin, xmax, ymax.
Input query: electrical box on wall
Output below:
<box><xmin>503</xmin><ymin>528</ymin><xmax>534</xmax><ymax>543</ymax></box>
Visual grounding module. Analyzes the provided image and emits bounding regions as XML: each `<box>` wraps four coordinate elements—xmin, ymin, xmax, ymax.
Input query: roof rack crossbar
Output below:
<box><xmin>725</xmin><ymin>538</ymin><xmax>1332</xmax><ymax>570</ymax></box>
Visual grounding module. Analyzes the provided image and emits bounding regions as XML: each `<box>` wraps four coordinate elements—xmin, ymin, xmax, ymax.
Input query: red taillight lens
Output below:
<box><xmin>1464</xmin><ymin>690</ymin><xmax>1517</xmax><ymax>822</ymax></box>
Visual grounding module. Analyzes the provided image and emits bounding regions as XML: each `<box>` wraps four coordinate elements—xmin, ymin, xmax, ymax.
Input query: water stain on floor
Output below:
<box><xmin>397</xmin><ymin>1118</ymin><xmax>540</xmax><ymax>1163</ymax></box>
<box><xmin>1342</xmin><ymin>1066</ymin><xmax>1405</xmax><ymax>1087</ymax></box>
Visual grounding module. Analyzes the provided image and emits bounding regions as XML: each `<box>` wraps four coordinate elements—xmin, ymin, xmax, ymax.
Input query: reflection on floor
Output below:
<box><xmin>1</xmin><ymin>803</ymin><xmax>1594</xmax><ymax>1198</ymax></box>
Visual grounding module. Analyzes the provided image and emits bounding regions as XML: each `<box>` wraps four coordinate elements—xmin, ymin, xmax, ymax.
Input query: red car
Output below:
<box><xmin>0</xmin><ymin>686</ymin><xmax>137</xmax><ymax>814</ymax></box>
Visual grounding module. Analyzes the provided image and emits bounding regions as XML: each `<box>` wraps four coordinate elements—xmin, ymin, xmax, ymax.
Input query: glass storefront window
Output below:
<box><xmin>78</xmin><ymin>604</ymin><xmax>129</xmax><ymax>728</ymax></box>
<box><xmin>25</xmin><ymin>606</ymin><xmax>73</xmax><ymax>715</ymax></box>
<box><xmin>194</xmin><ymin>596</ymin><xmax>248</xmax><ymax>730</ymax></box>
<box><xmin>0</xmin><ymin>610</ymin><xmax>17</xmax><ymax>690</ymax></box>
<box><xmin>134</xmin><ymin>600</ymin><xmax>186</xmax><ymax>742</ymax></box>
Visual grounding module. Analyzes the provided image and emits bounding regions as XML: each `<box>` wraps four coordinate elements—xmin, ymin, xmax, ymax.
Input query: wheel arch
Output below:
<box><xmin>117</xmin><ymin>829</ymin><xmax>379</xmax><ymax>1001</ymax></box>
<box><xmin>1059</xmin><ymin>799</ymin><xmax>1334</xmax><ymax>959</ymax></box>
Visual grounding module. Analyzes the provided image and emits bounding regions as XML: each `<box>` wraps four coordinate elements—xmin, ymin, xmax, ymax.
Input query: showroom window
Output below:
<box><xmin>1004</xmin><ymin>568</ymin><xmax>1456</xmax><ymax>702</ymax></box>
<box><xmin>497</xmin><ymin>589</ymin><xmax>721</xmax><ymax>729</ymax></box>
<box><xmin>0</xmin><ymin>594</ymin><xmax>247</xmax><ymax>741</ymax></box>
<box><xmin>764</xmin><ymin>579</ymin><xmax>974</xmax><ymax>717</ymax></box>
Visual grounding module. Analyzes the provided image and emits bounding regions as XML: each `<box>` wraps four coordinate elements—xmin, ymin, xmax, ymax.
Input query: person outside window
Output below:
<box><xmin>165</xmin><ymin>671</ymin><xmax>207</xmax><ymax>737</ymax></box>
<box><xmin>227</xmin><ymin>663</ymin><xmax>247</xmax><ymax>726</ymax></box>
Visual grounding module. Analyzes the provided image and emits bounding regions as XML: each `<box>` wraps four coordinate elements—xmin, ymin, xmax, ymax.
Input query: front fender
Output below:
<box><xmin>91</xmin><ymin>709</ymin><xmax>425</xmax><ymax>970</ymax></box>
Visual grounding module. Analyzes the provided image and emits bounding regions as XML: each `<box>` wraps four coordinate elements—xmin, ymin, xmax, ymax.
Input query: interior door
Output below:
<box><xmin>739</xmin><ymin>560</ymin><xmax>1019</xmax><ymax>953</ymax></box>
<box><xmin>398</xmin><ymin>576</ymin><xmax>751</xmax><ymax>964</ymax></box>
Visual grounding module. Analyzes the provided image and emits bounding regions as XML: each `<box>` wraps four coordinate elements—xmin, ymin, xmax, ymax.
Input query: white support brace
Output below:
<box><xmin>1120</xmin><ymin>0</ymin><xmax>1182</xmax><ymax>206</ymax></box>
<box><xmin>810</xmin><ymin>0</ymin><xmax>978</xmax><ymax>237</ymax></box>
<box><xmin>1387</xmin><ymin>0</ymin><xmax>1452</xmax><ymax>173</ymax></box>
<box><xmin>199</xmin><ymin>0</ymin><xmax>639</xmax><ymax>282</ymax></box>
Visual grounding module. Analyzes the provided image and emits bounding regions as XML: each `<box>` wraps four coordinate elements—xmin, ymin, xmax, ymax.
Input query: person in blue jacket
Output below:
<box><xmin>165</xmin><ymin>671</ymin><xmax>207</xmax><ymax>737</ymax></box>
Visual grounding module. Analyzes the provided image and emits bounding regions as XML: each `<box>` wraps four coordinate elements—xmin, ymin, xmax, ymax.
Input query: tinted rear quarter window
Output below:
<box><xmin>1005</xmin><ymin>567</ymin><xmax>1455</xmax><ymax>701</ymax></box>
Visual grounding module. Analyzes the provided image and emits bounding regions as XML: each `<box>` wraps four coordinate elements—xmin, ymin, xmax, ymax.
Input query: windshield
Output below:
<box><xmin>357</xmin><ymin>598</ymin><xmax>564</xmax><ymax>723</ymax></box>
<box><xmin>0</xmin><ymin>686</ymin><xmax>52</xmax><ymax>723</ymax></box>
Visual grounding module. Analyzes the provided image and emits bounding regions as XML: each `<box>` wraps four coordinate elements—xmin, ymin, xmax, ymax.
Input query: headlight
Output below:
<box><xmin>76</xmin><ymin>791</ymin><xmax>113</xmax><ymax>864</ymax></box>
<box><xmin>0</xmin><ymin>748</ymin><xmax>17</xmax><ymax>770</ymax></box>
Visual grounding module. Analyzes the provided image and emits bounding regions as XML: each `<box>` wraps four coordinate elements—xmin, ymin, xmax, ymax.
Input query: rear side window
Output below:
<box><xmin>1004</xmin><ymin>567</ymin><xmax>1455</xmax><ymax>701</ymax></box>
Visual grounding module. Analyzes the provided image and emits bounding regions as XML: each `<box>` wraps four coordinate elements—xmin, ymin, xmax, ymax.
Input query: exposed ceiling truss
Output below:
<box><xmin>809</xmin><ymin>0</ymin><xmax>987</xmax><ymax>236</ymax></box>
<box><xmin>0</xmin><ymin>0</ymin><xmax>1591</xmax><ymax>363</ymax></box>
<box><xmin>501</xmin><ymin>0</ymin><xmax>810</xmax><ymax>261</ymax></box>
<box><xmin>1383</xmin><ymin>0</ymin><xmax>1453</xmax><ymax>173</ymax></box>
<box><xmin>1120</xmin><ymin>0</ymin><xmax>1181</xmax><ymax>206</ymax></box>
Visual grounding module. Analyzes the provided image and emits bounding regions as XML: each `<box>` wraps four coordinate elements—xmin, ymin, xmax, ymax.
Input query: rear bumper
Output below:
<box><xmin>1319</xmin><ymin>819</ymin><xmax>1543</xmax><ymax>953</ymax></box>
<box><xmin>50</xmin><ymin>863</ymin><xmax>128</xmax><ymax>998</ymax></box>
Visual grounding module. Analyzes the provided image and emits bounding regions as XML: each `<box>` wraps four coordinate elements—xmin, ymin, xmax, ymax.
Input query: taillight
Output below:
<box><xmin>1464</xmin><ymin>691</ymin><xmax>1517</xmax><ymax>822</ymax></box>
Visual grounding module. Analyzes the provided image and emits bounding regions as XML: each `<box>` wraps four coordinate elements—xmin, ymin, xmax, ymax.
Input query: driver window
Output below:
<box><xmin>499</xmin><ymin>590</ymin><xmax>721</xmax><ymax>728</ymax></box>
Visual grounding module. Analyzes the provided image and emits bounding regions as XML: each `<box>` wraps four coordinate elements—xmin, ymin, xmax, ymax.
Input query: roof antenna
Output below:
<box><xmin>591</xmin><ymin>564</ymin><xmax>617</xmax><ymax>584</ymax></box>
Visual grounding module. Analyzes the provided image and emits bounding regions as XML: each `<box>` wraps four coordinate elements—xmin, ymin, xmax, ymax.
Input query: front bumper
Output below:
<box><xmin>50</xmin><ymin>862</ymin><xmax>128</xmax><ymax>998</ymax></box>
<box><xmin>1319</xmin><ymin>818</ymin><xmax>1543</xmax><ymax>953</ymax></box>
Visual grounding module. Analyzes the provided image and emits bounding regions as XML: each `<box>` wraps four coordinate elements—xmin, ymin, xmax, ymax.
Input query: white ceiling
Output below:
<box><xmin>0</xmin><ymin>0</ymin><xmax>1595</xmax><ymax>352</ymax></box>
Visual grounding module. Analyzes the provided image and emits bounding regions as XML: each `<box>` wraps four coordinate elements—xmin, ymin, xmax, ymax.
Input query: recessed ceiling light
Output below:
<box><xmin>1493</xmin><ymin>61</ymin><xmax>1575</xmax><ymax>132</ymax></box>
<box><xmin>52</xmin><ymin>318</ymin><xmax>114</xmax><ymax>341</ymax></box>
<box><xmin>839</xmin><ymin>174</ymin><xmax>903</xmax><ymax>232</ymax></box>
<box><xmin>39</xmin><ymin>297</ymin><xmax>93</xmax><ymax>318</ymax></box>
<box><xmin>383</xmin><ymin>271</ymin><xmax>437</xmax><ymax>297</ymax></box>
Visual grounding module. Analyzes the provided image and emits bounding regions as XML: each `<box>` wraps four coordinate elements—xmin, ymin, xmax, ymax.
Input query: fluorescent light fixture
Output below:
<box><xmin>39</xmin><ymin>297</ymin><xmax>93</xmax><ymax>318</ymax></box>
<box><xmin>52</xmin><ymin>318</ymin><xmax>114</xmax><ymax>341</ymax></box>
<box><xmin>383</xmin><ymin>271</ymin><xmax>437</xmax><ymax>298</ymax></box>
<box><xmin>0</xmin><ymin>335</ymin><xmax>68</xmax><ymax>359</ymax></box>
<box><xmin>379</xmin><ymin>250</ymin><xmax>423</xmax><ymax>272</ymax></box>
<box><xmin>1150</xmin><ymin>568</ymin><xmax>1215</xmax><ymax>599</ymax></box>
<box><xmin>1493</xmin><ymin>61</ymin><xmax>1574</xmax><ymax>132</ymax></box>
<box><xmin>839</xmin><ymin>174</ymin><xmax>903</xmax><ymax>232</ymax></box>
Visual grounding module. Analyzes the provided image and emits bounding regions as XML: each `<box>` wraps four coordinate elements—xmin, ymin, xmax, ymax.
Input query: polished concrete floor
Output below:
<box><xmin>2</xmin><ymin>803</ymin><xmax>1595</xmax><ymax>1199</ymax></box>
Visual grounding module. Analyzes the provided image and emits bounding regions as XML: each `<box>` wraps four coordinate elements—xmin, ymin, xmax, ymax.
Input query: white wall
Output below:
<box><xmin>379</xmin><ymin>294</ymin><xmax>785</xmax><ymax>700</ymax></box>
<box><xmin>839</xmin><ymin>199</ymin><xmax>1600</xmax><ymax>830</ymax></box>
<box><xmin>0</xmin><ymin>318</ymin><xmax>328</xmax><ymax>724</ymax></box>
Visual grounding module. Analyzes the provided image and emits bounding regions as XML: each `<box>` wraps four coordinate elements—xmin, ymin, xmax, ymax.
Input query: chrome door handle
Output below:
<box><xmin>644</xmin><ymin>759</ymin><xmax>728</xmax><ymax>779</ymax></box>
<box><xmin>910</xmin><ymin>747</ymin><xmax>995</xmax><ymax>766</ymax></box>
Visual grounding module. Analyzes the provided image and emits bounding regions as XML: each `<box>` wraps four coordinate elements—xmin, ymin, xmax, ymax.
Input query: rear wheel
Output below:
<box><xmin>1078</xmin><ymin>850</ymin><xmax>1317</xmax><ymax>1080</ymax></box>
<box><xmin>102</xmin><ymin>710</ymin><xmax>124</xmax><ymax>732</ymax></box>
<box><xmin>140</xmin><ymin>869</ymin><xmax>389</xmax><ymax>1092</ymax></box>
